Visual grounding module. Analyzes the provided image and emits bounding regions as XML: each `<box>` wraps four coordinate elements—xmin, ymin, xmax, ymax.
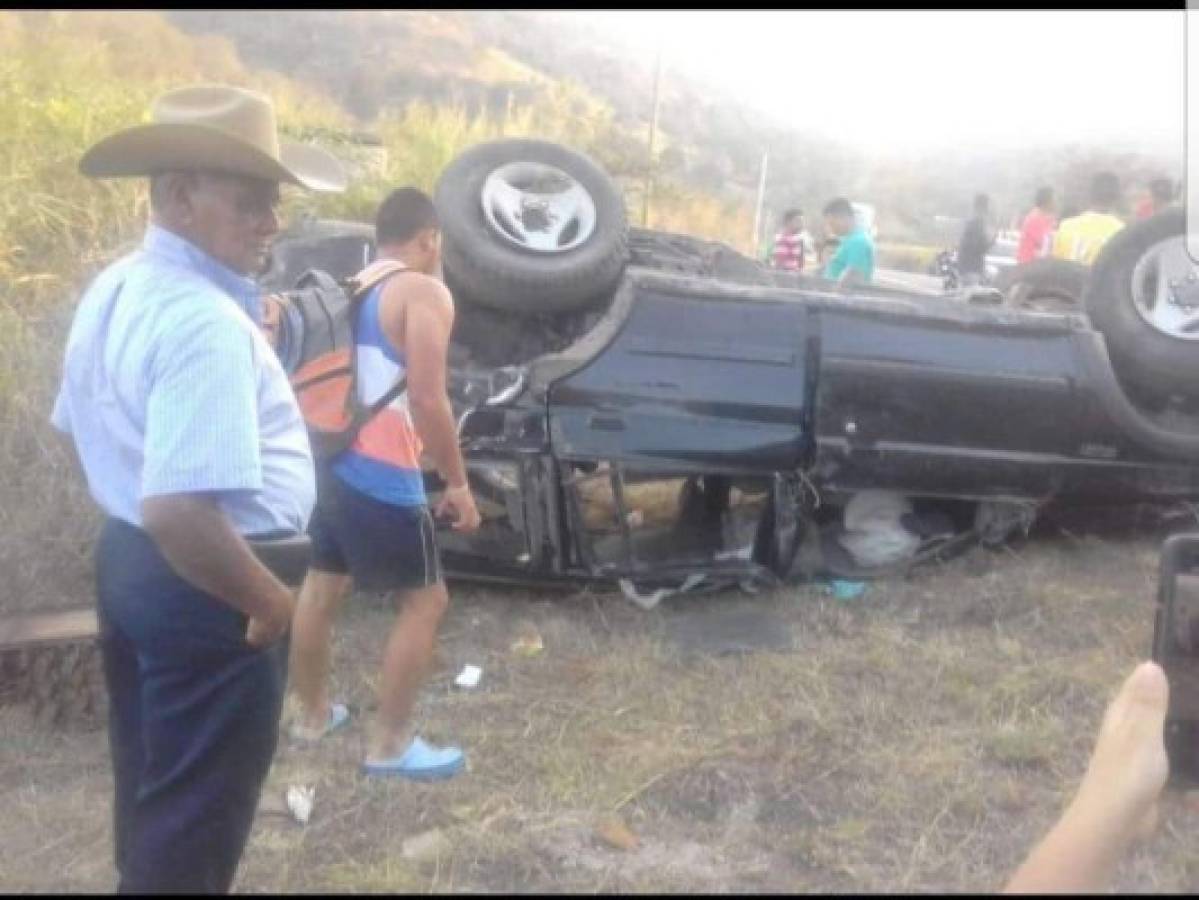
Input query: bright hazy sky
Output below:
<box><xmin>568</xmin><ymin>10</ymin><xmax>1184</xmax><ymax>158</ymax></box>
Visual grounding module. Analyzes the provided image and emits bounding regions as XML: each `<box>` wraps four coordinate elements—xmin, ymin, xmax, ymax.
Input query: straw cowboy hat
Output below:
<box><xmin>79</xmin><ymin>84</ymin><xmax>347</xmax><ymax>192</ymax></box>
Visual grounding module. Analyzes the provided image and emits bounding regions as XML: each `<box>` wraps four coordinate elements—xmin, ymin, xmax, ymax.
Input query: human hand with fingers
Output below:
<box><xmin>1073</xmin><ymin>660</ymin><xmax>1170</xmax><ymax>837</ymax></box>
<box><xmin>245</xmin><ymin>582</ymin><xmax>296</xmax><ymax>648</ymax></box>
<box><xmin>435</xmin><ymin>482</ymin><xmax>481</xmax><ymax>533</ymax></box>
<box><xmin>1005</xmin><ymin>661</ymin><xmax>1170</xmax><ymax>894</ymax></box>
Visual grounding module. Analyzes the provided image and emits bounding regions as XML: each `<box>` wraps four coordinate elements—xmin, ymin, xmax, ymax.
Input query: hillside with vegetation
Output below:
<box><xmin>6</xmin><ymin>13</ymin><xmax>1199</xmax><ymax>896</ymax></box>
<box><xmin>0</xmin><ymin>10</ymin><xmax>758</xmax><ymax>614</ymax></box>
<box><xmin>0</xmin><ymin>9</ymin><xmax>1183</xmax><ymax>613</ymax></box>
<box><xmin>165</xmin><ymin>9</ymin><xmax>1181</xmax><ymax>249</ymax></box>
<box><xmin>0</xmin><ymin>10</ymin><xmax>338</xmax><ymax>612</ymax></box>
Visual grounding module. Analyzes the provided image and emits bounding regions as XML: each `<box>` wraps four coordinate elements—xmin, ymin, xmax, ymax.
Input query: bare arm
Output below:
<box><xmin>384</xmin><ymin>276</ymin><xmax>467</xmax><ymax>489</ymax></box>
<box><xmin>380</xmin><ymin>275</ymin><xmax>480</xmax><ymax>531</ymax></box>
<box><xmin>142</xmin><ymin>494</ymin><xmax>295</xmax><ymax>646</ymax></box>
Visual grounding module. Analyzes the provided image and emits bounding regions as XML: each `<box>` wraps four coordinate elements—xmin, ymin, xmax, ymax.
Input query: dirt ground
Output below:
<box><xmin>6</xmin><ymin>510</ymin><xmax>1199</xmax><ymax>893</ymax></box>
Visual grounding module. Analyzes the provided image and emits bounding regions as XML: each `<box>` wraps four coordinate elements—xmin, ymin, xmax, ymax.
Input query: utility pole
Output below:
<box><xmin>751</xmin><ymin>150</ymin><xmax>770</xmax><ymax>259</ymax></box>
<box><xmin>642</xmin><ymin>43</ymin><xmax>664</xmax><ymax>228</ymax></box>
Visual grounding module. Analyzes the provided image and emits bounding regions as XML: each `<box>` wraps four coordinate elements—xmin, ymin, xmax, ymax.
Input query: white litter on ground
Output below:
<box><xmin>455</xmin><ymin>664</ymin><xmax>482</xmax><ymax>689</ymax></box>
<box><xmin>618</xmin><ymin>573</ymin><xmax>707</xmax><ymax>611</ymax></box>
<box><xmin>286</xmin><ymin>785</ymin><xmax>315</xmax><ymax>825</ymax></box>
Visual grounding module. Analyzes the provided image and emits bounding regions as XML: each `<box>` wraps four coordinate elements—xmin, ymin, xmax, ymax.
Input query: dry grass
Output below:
<box><xmin>4</xmin><ymin>10</ymin><xmax>1197</xmax><ymax>894</ymax></box>
<box><xmin>0</xmin><ymin>10</ymin><xmax>765</xmax><ymax>619</ymax></box>
<box><xmin>0</xmin><ymin>10</ymin><xmax>349</xmax><ymax>616</ymax></box>
<box><xmin>6</xmin><ymin>518</ymin><xmax>1199</xmax><ymax>892</ymax></box>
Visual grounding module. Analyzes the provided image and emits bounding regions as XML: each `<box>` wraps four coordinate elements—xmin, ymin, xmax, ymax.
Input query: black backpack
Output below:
<box><xmin>272</xmin><ymin>263</ymin><xmax>408</xmax><ymax>461</ymax></box>
<box><xmin>270</xmin><ymin>268</ymin><xmax>355</xmax><ymax>376</ymax></box>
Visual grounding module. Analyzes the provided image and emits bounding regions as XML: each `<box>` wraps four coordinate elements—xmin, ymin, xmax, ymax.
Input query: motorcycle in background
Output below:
<box><xmin>931</xmin><ymin>249</ymin><xmax>959</xmax><ymax>291</ymax></box>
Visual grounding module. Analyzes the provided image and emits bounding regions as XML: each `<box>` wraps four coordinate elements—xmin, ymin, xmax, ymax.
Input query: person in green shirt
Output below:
<box><xmin>822</xmin><ymin>196</ymin><xmax>875</xmax><ymax>287</ymax></box>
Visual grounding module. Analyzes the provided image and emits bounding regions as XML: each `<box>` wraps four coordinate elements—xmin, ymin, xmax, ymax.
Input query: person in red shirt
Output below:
<box><xmin>1135</xmin><ymin>178</ymin><xmax>1175</xmax><ymax>220</ymax></box>
<box><xmin>768</xmin><ymin>208</ymin><xmax>812</xmax><ymax>273</ymax></box>
<box><xmin>1016</xmin><ymin>186</ymin><xmax>1057</xmax><ymax>265</ymax></box>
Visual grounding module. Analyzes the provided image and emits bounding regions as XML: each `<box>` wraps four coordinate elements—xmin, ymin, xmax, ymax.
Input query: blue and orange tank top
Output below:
<box><xmin>330</xmin><ymin>266</ymin><xmax>427</xmax><ymax>507</ymax></box>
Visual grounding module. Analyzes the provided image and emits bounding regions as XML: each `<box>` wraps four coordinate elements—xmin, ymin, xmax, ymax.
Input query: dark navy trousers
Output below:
<box><xmin>95</xmin><ymin>517</ymin><xmax>288</xmax><ymax>894</ymax></box>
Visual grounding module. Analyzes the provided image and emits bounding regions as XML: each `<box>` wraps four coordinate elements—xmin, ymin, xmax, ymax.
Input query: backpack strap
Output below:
<box><xmin>340</xmin><ymin>259</ymin><xmax>412</xmax><ymax>433</ymax></box>
<box><xmin>346</xmin><ymin>259</ymin><xmax>410</xmax><ymax>300</ymax></box>
<box><xmin>294</xmin><ymin>268</ymin><xmax>344</xmax><ymax>293</ymax></box>
<box><xmin>351</xmin><ymin>371</ymin><xmax>408</xmax><ymax>426</ymax></box>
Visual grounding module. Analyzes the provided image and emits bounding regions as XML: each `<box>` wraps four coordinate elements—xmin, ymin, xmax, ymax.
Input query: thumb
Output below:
<box><xmin>1123</xmin><ymin>661</ymin><xmax>1169</xmax><ymax>719</ymax></box>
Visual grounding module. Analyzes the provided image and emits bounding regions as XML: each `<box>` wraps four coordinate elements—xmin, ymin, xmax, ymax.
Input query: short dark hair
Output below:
<box><xmin>973</xmin><ymin>193</ymin><xmax>990</xmax><ymax>212</ymax></box>
<box><xmin>783</xmin><ymin>207</ymin><xmax>803</xmax><ymax>223</ymax></box>
<box><xmin>376</xmin><ymin>186</ymin><xmax>439</xmax><ymax>245</ymax></box>
<box><xmin>1151</xmin><ymin>178</ymin><xmax>1174</xmax><ymax>204</ymax></box>
<box><xmin>823</xmin><ymin>197</ymin><xmax>853</xmax><ymax>218</ymax></box>
<box><xmin>1090</xmin><ymin>171</ymin><xmax>1120</xmax><ymax>209</ymax></box>
<box><xmin>1035</xmin><ymin>186</ymin><xmax>1054</xmax><ymax>208</ymax></box>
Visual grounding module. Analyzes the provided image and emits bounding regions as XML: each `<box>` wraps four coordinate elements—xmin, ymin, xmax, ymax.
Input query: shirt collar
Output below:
<box><xmin>142</xmin><ymin>223</ymin><xmax>263</xmax><ymax>324</ymax></box>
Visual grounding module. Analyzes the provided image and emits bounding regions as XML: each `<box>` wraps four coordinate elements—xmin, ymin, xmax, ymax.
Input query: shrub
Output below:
<box><xmin>0</xmin><ymin>11</ymin><xmax>756</xmax><ymax>613</ymax></box>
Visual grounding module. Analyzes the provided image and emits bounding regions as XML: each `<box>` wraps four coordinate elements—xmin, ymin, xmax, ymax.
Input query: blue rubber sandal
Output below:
<box><xmin>362</xmin><ymin>736</ymin><xmax>465</xmax><ymax>781</ymax></box>
<box><xmin>290</xmin><ymin>702</ymin><xmax>350</xmax><ymax>742</ymax></box>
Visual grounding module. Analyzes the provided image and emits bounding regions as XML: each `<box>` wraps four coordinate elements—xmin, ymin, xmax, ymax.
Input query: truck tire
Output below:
<box><xmin>1085</xmin><ymin>207</ymin><xmax>1199</xmax><ymax>398</ymax></box>
<box><xmin>434</xmin><ymin>139</ymin><xmax>629</xmax><ymax>314</ymax></box>
<box><xmin>997</xmin><ymin>258</ymin><xmax>1088</xmax><ymax>310</ymax></box>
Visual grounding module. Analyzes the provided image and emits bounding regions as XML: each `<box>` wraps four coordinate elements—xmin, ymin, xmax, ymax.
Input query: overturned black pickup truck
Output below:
<box><xmin>260</xmin><ymin>139</ymin><xmax>1199</xmax><ymax>604</ymax></box>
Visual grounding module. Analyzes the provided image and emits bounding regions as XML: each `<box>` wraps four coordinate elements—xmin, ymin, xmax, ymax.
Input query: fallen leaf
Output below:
<box><xmin>510</xmin><ymin>622</ymin><xmax>544</xmax><ymax>657</ymax></box>
<box><xmin>595</xmin><ymin>816</ymin><xmax>639</xmax><ymax>852</ymax></box>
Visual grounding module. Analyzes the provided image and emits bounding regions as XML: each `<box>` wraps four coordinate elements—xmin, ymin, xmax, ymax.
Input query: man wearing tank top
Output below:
<box><xmin>288</xmin><ymin>187</ymin><xmax>481</xmax><ymax>780</ymax></box>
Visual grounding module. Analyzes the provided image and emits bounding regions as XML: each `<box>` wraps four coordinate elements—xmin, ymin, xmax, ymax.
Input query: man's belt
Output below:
<box><xmin>246</xmin><ymin>534</ymin><xmax>313</xmax><ymax>587</ymax></box>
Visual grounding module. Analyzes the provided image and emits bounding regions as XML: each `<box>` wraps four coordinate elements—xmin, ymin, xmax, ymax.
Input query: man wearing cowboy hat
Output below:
<box><xmin>51</xmin><ymin>84</ymin><xmax>345</xmax><ymax>892</ymax></box>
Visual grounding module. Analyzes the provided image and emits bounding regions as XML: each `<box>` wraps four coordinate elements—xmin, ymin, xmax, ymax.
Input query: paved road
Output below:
<box><xmin>872</xmin><ymin>267</ymin><xmax>946</xmax><ymax>296</ymax></box>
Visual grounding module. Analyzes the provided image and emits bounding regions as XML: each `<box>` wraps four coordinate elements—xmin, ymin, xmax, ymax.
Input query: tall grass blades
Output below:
<box><xmin>0</xmin><ymin>10</ymin><xmax>756</xmax><ymax>613</ymax></box>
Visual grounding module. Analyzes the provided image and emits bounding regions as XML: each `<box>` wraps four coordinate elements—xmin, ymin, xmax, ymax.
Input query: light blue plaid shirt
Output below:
<box><xmin>51</xmin><ymin>224</ymin><xmax>315</xmax><ymax>536</ymax></box>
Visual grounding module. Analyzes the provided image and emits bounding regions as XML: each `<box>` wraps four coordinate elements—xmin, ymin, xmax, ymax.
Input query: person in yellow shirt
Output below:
<box><xmin>1052</xmin><ymin>171</ymin><xmax>1126</xmax><ymax>265</ymax></box>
